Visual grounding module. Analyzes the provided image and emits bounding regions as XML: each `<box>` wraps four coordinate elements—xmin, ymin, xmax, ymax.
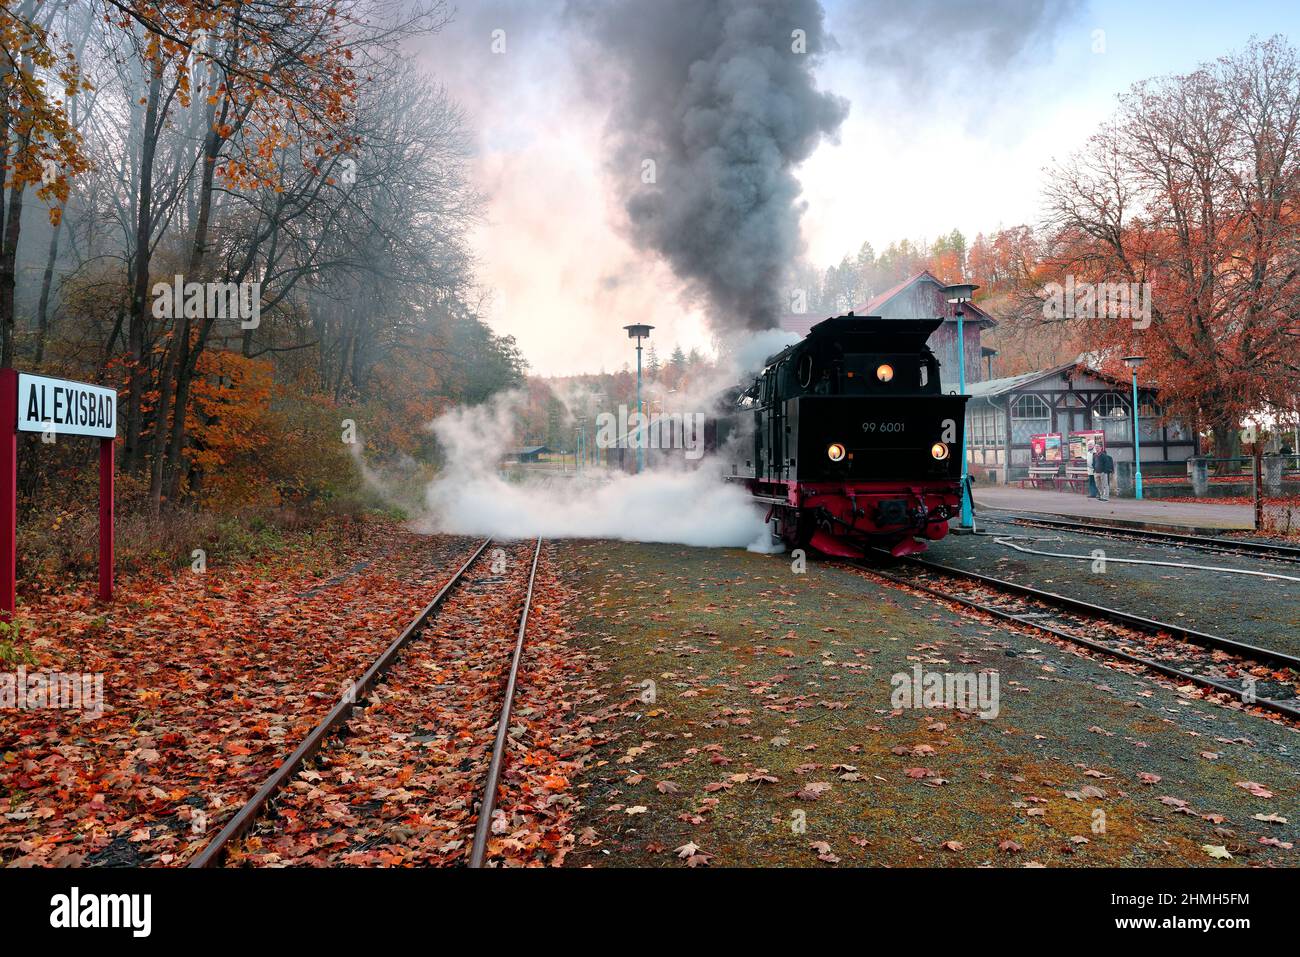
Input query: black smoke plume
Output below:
<box><xmin>568</xmin><ymin>0</ymin><xmax>849</xmax><ymax>331</ymax></box>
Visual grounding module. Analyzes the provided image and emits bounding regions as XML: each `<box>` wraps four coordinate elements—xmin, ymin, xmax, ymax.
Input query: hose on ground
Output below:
<box><xmin>993</xmin><ymin>537</ymin><xmax>1300</xmax><ymax>584</ymax></box>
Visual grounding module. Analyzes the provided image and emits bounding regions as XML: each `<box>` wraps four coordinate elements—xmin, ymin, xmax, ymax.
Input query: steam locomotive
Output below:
<box><xmin>724</xmin><ymin>313</ymin><xmax>968</xmax><ymax>557</ymax></box>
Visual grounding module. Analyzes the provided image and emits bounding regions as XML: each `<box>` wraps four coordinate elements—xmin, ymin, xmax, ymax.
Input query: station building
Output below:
<box><xmin>963</xmin><ymin>363</ymin><xmax>1196</xmax><ymax>485</ymax></box>
<box><xmin>780</xmin><ymin>270</ymin><xmax>1197</xmax><ymax>485</ymax></box>
<box><xmin>505</xmin><ymin>445</ymin><xmax>551</xmax><ymax>464</ymax></box>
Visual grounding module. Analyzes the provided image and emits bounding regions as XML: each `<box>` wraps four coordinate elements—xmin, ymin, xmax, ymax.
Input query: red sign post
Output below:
<box><xmin>0</xmin><ymin>369</ymin><xmax>15</xmax><ymax>616</ymax></box>
<box><xmin>0</xmin><ymin>368</ymin><xmax>117</xmax><ymax>619</ymax></box>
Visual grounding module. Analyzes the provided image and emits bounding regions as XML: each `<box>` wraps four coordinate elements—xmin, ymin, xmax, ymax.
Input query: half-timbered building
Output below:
<box><xmin>964</xmin><ymin>361</ymin><xmax>1196</xmax><ymax>484</ymax></box>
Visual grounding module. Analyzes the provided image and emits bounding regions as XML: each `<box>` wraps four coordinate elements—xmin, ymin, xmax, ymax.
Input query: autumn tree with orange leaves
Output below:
<box><xmin>0</xmin><ymin>0</ymin><xmax>522</xmax><ymax>534</ymax></box>
<box><xmin>1039</xmin><ymin>35</ymin><xmax>1300</xmax><ymax>460</ymax></box>
<box><xmin>0</xmin><ymin>0</ymin><xmax>91</xmax><ymax>366</ymax></box>
<box><xmin>96</xmin><ymin>0</ymin><xmax>376</xmax><ymax>512</ymax></box>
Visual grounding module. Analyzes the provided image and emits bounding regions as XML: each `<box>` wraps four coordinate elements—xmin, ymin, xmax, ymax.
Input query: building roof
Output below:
<box><xmin>966</xmin><ymin>365</ymin><xmax>1072</xmax><ymax>398</ymax></box>
<box><xmin>508</xmin><ymin>446</ymin><xmax>551</xmax><ymax>456</ymax></box>
<box><xmin>859</xmin><ymin>272</ymin><xmax>923</xmax><ymax>314</ymax></box>
<box><xmin>857</xmin><ymin>270</ymin><xmax>997</xmax><ymax>327</ymax></box>
<box><xmin>779</xmin><ymin>271</ymin><xmax>999</xmax><ymax>340</ymax></box>
<box><xmin>965</xmin><ymin>357</ymin><xmax>1158</xmax><ymax>399</ymax></box>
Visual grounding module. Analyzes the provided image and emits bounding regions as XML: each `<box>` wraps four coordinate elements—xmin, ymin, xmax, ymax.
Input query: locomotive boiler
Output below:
<box><xmin>725</xmin><ymin>313</ymin><xmax>968</xmax><ymax>557</ymax></box>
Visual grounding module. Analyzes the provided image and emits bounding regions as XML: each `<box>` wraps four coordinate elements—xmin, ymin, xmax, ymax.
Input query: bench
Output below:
<box><xmin>1060</xmin><ymin>466</ymin><xmax>1090</xmax><ymax>493</ymax></box>
<box><xmin>1021</xmin><ymin>466</ymin><xmax>1060</xmax><ymax>489</ymax></box>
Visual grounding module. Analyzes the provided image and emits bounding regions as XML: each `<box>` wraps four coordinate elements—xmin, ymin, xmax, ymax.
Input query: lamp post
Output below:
<box><xmin>1123</xmin><ymin>355</ymin><xmax>1147</xmax><ymax>499</ymax></box>
<box><xmin>591</xmin><ymin>391</ymin><xmax>607</xmax><ymax>469</ymax></box>
<box><xmin>943</xmin><ymin>283</ymin><xmax>979</xmax><ymax>529</ymax></box>
<box><xmin>1292</xmin><ymin>397</ymin><xmax>1298</xmax><ymax>465</ymax></box>
<box><xmin>623</xmin><ymin>324</ymin><xmax>653</xmax><ymax>473</ymax></box>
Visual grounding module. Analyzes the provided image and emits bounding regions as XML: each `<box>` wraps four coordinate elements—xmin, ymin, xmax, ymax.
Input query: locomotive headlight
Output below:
<box><xmin>930</xmin><ymin>442</ymin><xmax>950</xmax><ymax>461</ymax></box>
<box><xmin>827</xmin><ymin>442</ymin><xmax>847</xmax><ymax>462</ymax></box>
<box><xmin>876</xmin><ymin>363</ymin><xmax>894</xmax><ymax>382</ymax></box>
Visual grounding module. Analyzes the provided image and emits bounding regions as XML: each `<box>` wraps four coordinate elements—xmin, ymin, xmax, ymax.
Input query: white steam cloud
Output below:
<box><xmin>724</xmin><ymin>328</ymin><xmax>801</xmax><ymax>375</ymax></box>
<box><xmin>411</xmin><ymin>390</ymin><xmax>766</xmax><ymax>547</ymax></box>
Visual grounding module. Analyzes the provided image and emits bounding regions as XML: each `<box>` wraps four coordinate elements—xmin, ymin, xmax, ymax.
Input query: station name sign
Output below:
<box><xmin>17</xmin><ymin>373</ymin><xmax>117</xmax><ymax>439</ymax></box>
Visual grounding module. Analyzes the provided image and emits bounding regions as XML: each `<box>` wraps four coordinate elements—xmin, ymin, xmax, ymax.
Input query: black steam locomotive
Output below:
<box><xmin>725</xmin><ymin>313</ymin><xmax>968</xmax><ymax>557</ymax></box>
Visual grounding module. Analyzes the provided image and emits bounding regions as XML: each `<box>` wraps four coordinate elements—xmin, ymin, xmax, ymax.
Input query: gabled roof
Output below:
<box><xmin>966</xmin><ymin>357</ymin><xmax>1158</xmax><ymax>399</ymax></box>
<box><xmin>860</xmin><ymin>272</ymin><xmax>929</xmax><ymax>314</ymax></box>
<box><xmin>778</xmin><ymin>271</ymin><xmax>998</xmax><ymax>339</ymax></box>
<box><xmin>966</xmin><ymin>363</ymin><xmax>1075</xmax><ymax>398</ymax></box>
<box><xmin>857</xmin><ymin>270</ymin><xmax>997</xmax><ymax>327</ymax></box>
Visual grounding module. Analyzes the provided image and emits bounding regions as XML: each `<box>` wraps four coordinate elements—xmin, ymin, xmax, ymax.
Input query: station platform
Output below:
<box><xmin>970</xmin><ymin>485</ymin><xmax>1254</xmax><ymax>533</ymax></box>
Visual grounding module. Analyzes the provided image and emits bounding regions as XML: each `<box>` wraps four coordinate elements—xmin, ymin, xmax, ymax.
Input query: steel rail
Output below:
<box><xmin>905</xmin><ymin>555</ymin><xmax>1300</xmax><ymax>671</ymax></box>
<box><xmin>469</xmin><ymin>536</ymin><xmax>543</xmax><ymax>868</ymax></box>
<box><xmin>1004</xmin><ymin>514</ymin><xmax>1300</xmax><ymax>563</ymax></box>
<box><xmin>854</xmin><ymin>556</ymin><xmax>1300</xmax><ymax>721</ymax></box>
<box><xmin>188</xmin><ymin>537</ymin><xmax>494</xmax><ymax>868</ymax></box>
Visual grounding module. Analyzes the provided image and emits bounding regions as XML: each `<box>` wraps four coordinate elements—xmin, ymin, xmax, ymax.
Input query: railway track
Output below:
<box><xmin>995</xmin><ymin>514</ymin><xmax>1300</xmax><ymax>564</ymax></box>
<box><xmin>469</xmin><ymin>537</ymin><xmax>542</xmax><ymax>868</ymax></box>
<box><xmin>188</xmin><ymin>536</ymin><xmax>544</xmax><ymax>868</ymax></box>
<box><xmin>854</xmin><ymin>553</ymin><xmax>1300</xmax><ymax>722</ymax></box>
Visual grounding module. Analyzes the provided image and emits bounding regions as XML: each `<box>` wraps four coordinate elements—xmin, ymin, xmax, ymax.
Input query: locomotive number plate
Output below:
<box><xmin>861</xmin><ymin>421</ymin><xmax>906</xmax><ymax>433</ymax></box>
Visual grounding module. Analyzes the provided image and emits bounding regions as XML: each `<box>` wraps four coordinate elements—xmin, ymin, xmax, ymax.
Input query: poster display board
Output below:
<box><xmin>1029</xmin><ymin>433</ymin><xmax>1062</xmax><ymax>465</ymax></box>
<box><xmin>1067</xmin><ymin>429</ymin><xmax>1106</xmax><ymax>462</ymax></box>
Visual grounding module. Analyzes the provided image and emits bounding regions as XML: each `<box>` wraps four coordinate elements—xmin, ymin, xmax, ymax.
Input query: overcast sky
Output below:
<box><xmin>414</xmin><ymin>0</ymin><xmax>1300</xmax><ymax>376</ymax></box>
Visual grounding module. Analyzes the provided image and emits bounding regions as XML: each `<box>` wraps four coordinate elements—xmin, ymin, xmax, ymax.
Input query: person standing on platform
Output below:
<box><xmin>1094</xmin><ymin>448</ymin><xmax>1114</xmax><ymax>502</ymax></box>
<box><xmin>1085</xmin><ymin>441</ymin><xmax>1098</xmax><ymax>498</ymax></box>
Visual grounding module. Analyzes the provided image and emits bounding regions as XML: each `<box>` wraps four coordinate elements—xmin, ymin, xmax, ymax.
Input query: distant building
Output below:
<box><xmin>964</xmin><ymin>361</ymin><xmax>1196</xmax><ymax>484</ymax></box>
<box><xmin>781</xmin><ymin>270</ymin><xmax>997</xmax><ymax>388</ymax></box>
<box><xmin>505</xmin><ymin>445</ymin><xmax>550</xmax><ymax>463</ymax></box>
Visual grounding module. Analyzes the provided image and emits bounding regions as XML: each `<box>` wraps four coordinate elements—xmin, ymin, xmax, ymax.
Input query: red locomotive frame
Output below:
<box><xmin>750</xmin><ymin>477</ymin><xmax>962</xmax><ymax>557</ymax></box>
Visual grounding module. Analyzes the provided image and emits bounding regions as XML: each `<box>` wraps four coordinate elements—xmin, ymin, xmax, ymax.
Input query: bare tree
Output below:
<box><xmin>1041</xmin><ymin>35</ymin><xmax>1300</xmax><ymax>458</ymax></box>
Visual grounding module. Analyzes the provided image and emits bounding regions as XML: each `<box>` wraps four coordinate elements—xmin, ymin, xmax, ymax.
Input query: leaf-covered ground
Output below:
<box><xmin>231</xmin><ymin>541</ymin><xmax>602</xmax><ymax>867</ymax></box>
<box><xmin>0</xmin><ymin>521</ymin><xmax>482</xmax><ymax>866</ymax></box>
<box><xmin>558</xmin><ymin>540</ymin><xmax>1299</xmax><ymax>868</ymax></box>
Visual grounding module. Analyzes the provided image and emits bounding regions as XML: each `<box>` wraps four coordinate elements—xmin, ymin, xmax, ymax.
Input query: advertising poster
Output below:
<box><xmin>1030</xmin><ymin>432</ymin><xmax>1062</xmax><ymax>464</ymax></box>
<box><xmin>1068</xmin><ymin>429</ymin><xmax>1106</xmax><ymax>461</ymax></box>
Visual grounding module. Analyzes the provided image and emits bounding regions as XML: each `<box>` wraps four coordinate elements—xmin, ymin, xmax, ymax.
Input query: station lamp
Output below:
<box><xmin>1122</xmin><ymin>355</ymin><xmax>1147</xmax><ymax>499</ymax></box>
<box><xmin>623</xmin><ymin>324</ymin><xmax>654</xmax><ymax>474</ymax></box>
<box><xmin>942</xmin><ymin>283</ymin><xmax>979</xmax><ymax>528</ymax></box>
